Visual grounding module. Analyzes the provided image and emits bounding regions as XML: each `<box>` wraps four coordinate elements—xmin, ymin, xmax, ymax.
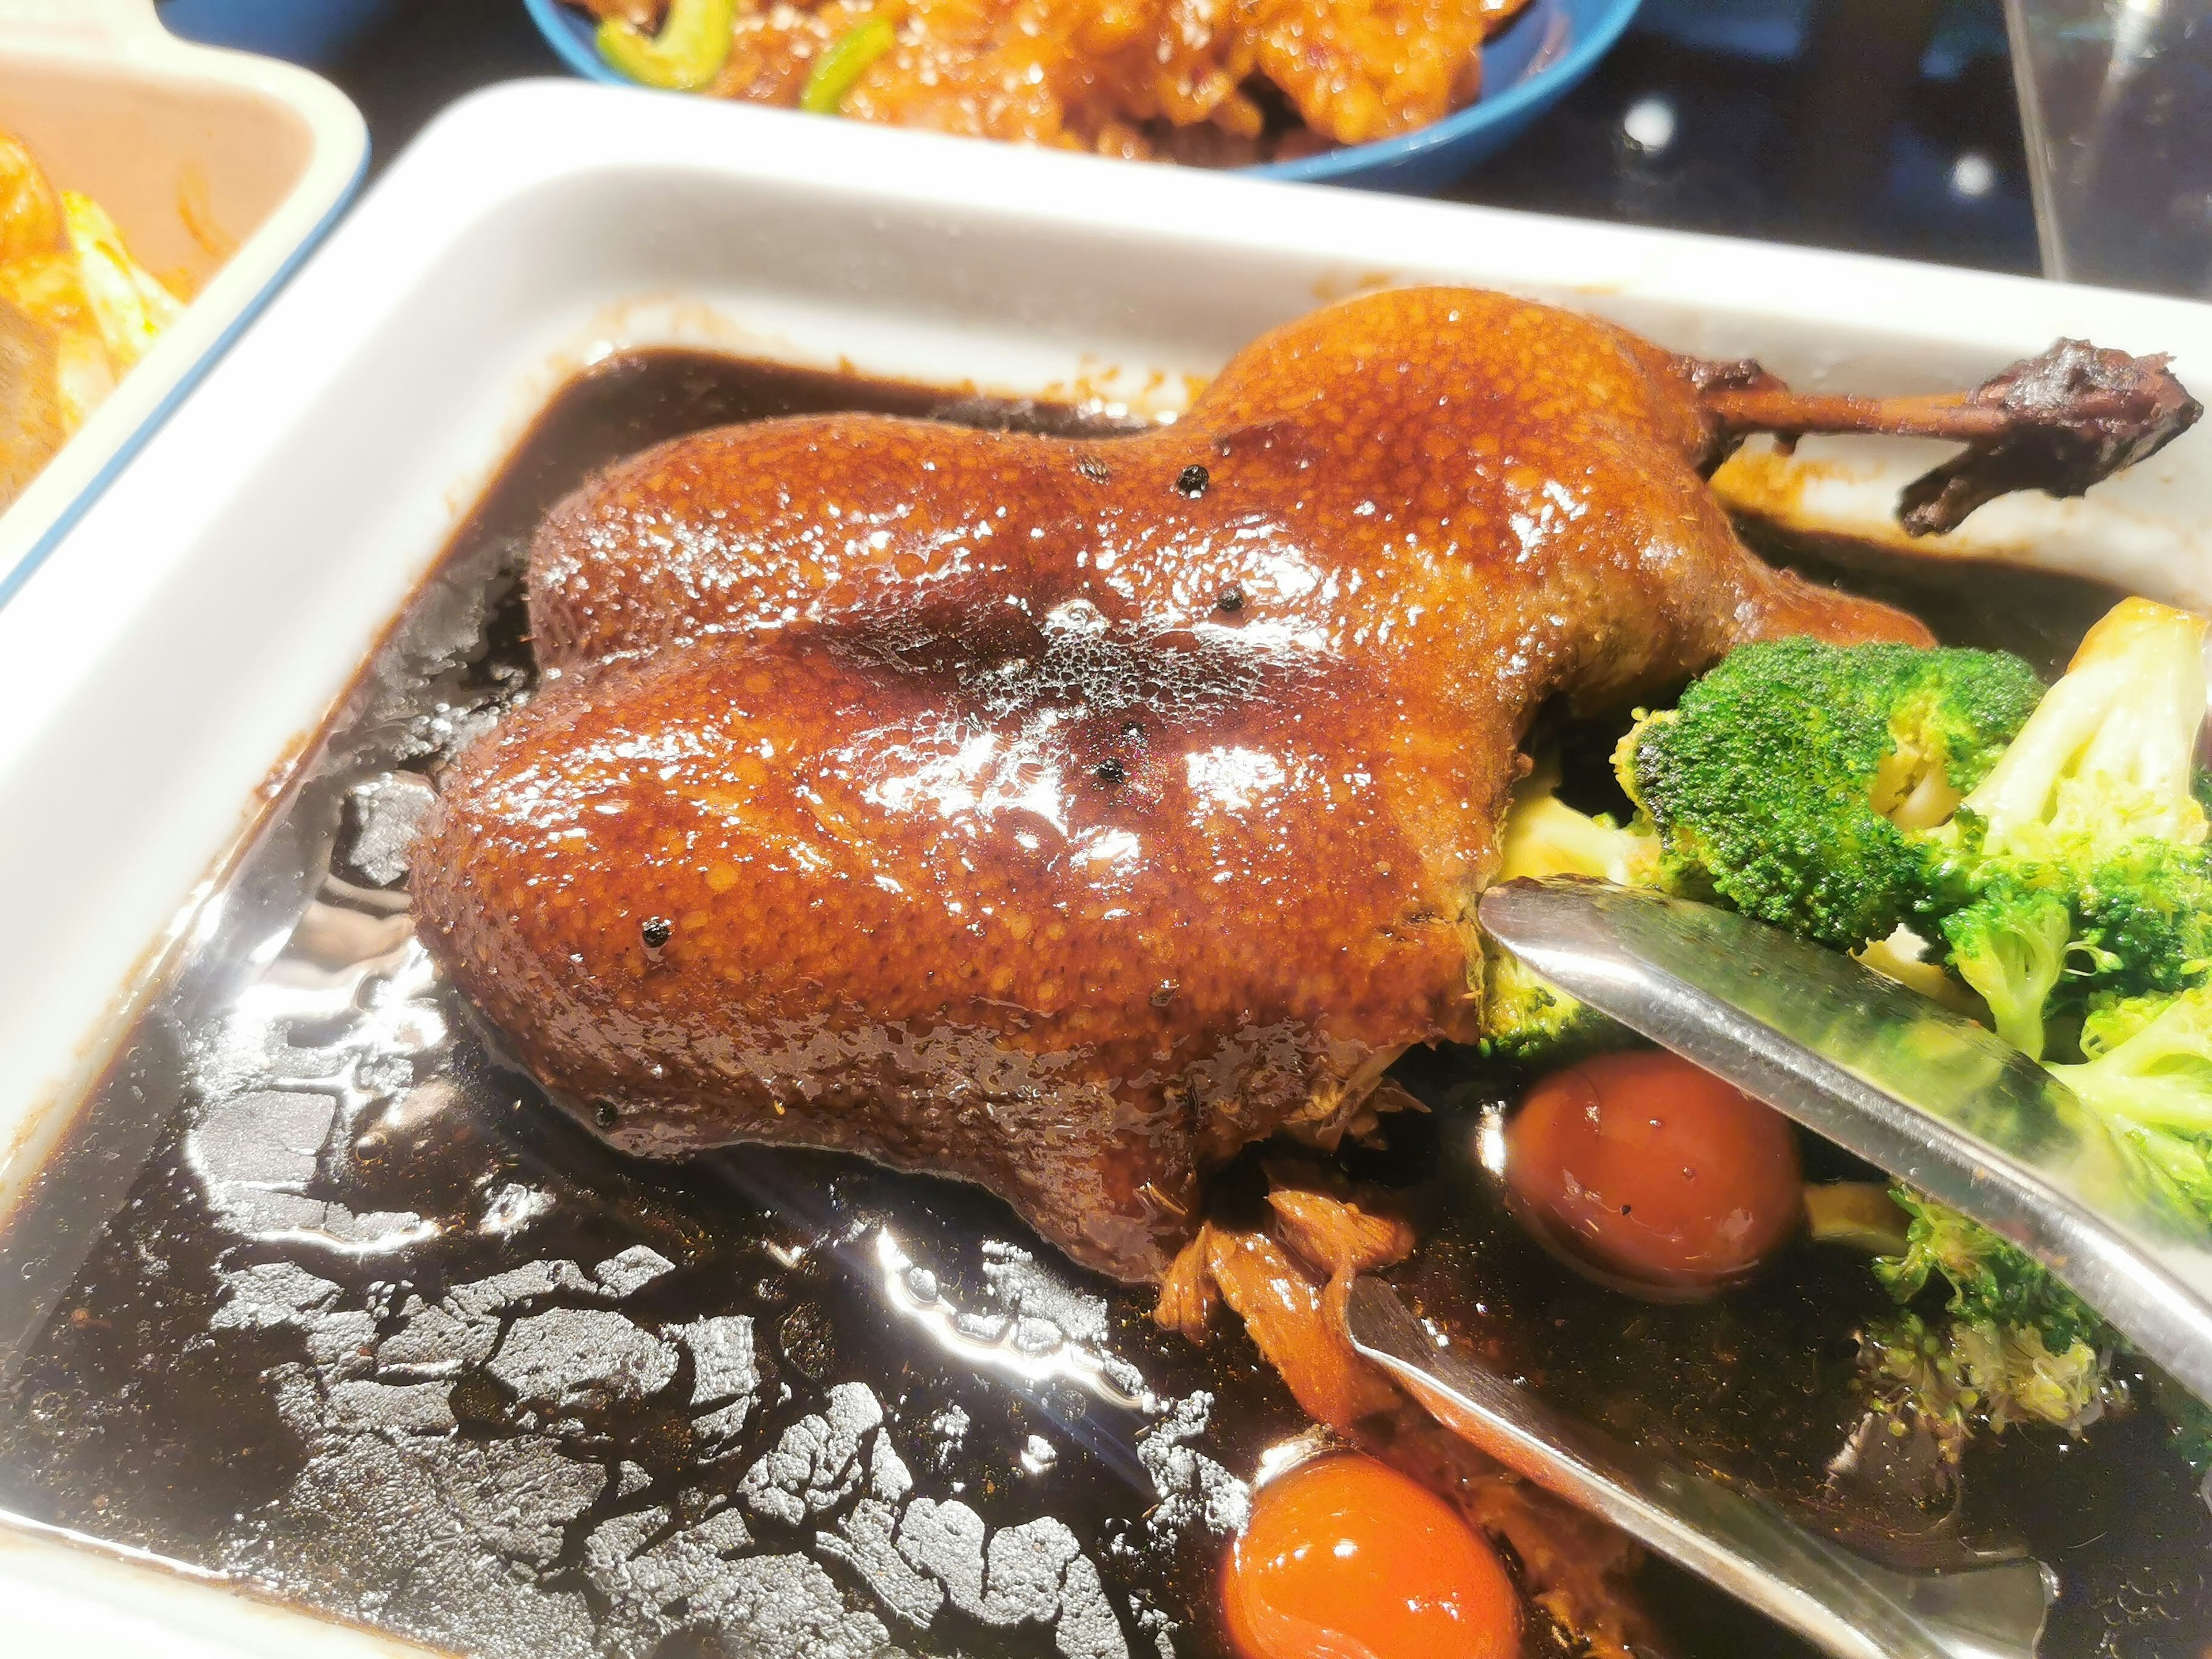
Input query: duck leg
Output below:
<box><xmin>1684</xmin><ymin>339</ymin><xmax>2200</xmax><ymax>535</ymax></box>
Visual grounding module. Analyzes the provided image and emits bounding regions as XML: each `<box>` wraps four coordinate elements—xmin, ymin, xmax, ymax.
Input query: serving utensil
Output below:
<box><xmin>1372</xmin><ymin>873</ymin><xmax>2212</xmax><ymax>1656</ymax></box>
<box><xmin>1477</xmin><ymin>876</ymin><xmax>2212</xmax><ymax>1407</ymax></box>
<box><xmin>1346</xmin><ymin>1276</ymin><xmax>2052</xmax><ymax>1659</ymax></box>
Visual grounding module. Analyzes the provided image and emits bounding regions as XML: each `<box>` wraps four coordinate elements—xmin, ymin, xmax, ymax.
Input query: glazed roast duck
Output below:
<box><xmin>411</xmin><ymin>287</ymin><xmax>2197</xmax><ymax>1285</ymax></box>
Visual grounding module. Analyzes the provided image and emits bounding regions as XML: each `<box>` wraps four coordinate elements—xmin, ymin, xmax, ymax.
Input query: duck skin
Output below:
<box><xmin>410</xmin><ymin>287</ymin><xmax>2196</xmax><ymax>1283</ymax></box>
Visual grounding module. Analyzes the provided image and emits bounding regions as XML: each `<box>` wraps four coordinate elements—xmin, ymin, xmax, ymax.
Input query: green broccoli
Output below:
<box><xmin>1476</xmin><ymin>762</ymin><xmax>1657</xmax><ymax>1060</ymax></box>
<box><xmin>2053</xmin><ymin>981</ymin><xmax>2212</xmax><ymax>1214</ymax></box>
<box><xmin>1860</xmin><ymin>1191</ymin><xmax>2117</xmax><ymax>1456</ymax></box>
<box><xmin>1616</xmin><ymin>597</ymin><xmax>2212</xmax><ymax>1467</ymax></box>
<box><xmin>1937</xmin><ymin>881</ymin><xmax>2073</xmax><ymax>1058</ymax></box>
<box><xmin>1924</xmin><ymin>597</ymin><xmax>2212</xmax><ymax>1056</ymax></box>
<box><xmin>1477</xmin><ymin>946</ymin><xmax>1624</xmax><ymax>1062</ymax></box>
<box><xmin>1861</xmin><ymin>1309</ymin><xmax>2113</xmax><ymax>1460</ymax></box>
<box><xmin>1876</xmin><ymin>1188</ymin><xmax>2111</xmax><ymax>1347</ymax></box>
<box><xmin>1624</xmin><ymin>599</ymin><xmax>2211</xmax><ymax>1058</ymax></box>
<box><xmin>1622</xmin><ymin>639</ymin><xmax>2045</xmax><ymax>951</ymax></box>
<box><xmin>1946</xmin><ymin>598</ymin><xmax>2209</xmax><ymax>860</ymax></box>
<box><xmin>1852</xmin><ymin>954</ymin><xmax>2212</xmax><ymax>1460</ymax></box>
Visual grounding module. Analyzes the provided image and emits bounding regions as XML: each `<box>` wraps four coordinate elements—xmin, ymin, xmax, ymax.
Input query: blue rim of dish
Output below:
<box><xmin>0</xmin><ymin>142</ymin><xmax>373</xmax><ymax>613</ymax></box>
<box><xmin>520</xmin><ymin>0</ymin><xmax>1643</xmax><ymax>183</ymax></box>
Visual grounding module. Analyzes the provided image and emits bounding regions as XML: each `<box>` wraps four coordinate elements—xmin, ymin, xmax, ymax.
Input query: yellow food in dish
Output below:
<box><xmin>0</xmin><ymin>134</ymin><xmax>183</xmax><ymax>512</ymax></box>
<box><xmin>572</xmin><ymin>0</ymin><xmax>1531</xmax><ymax>162</ymax></box>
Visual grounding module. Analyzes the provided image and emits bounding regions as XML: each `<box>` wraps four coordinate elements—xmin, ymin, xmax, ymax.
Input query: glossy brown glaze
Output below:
<box><xmin>414</xmin><ymin>287</ymin><xmax>1930</xmax><ymax>1283</ymax></box>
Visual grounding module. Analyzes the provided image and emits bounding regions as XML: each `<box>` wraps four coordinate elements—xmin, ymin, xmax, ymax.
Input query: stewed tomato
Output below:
<box><xmin>1222</xmin><ymin>1452</ymin><xmax>1520</xmax><ymax>1659</ymax></box>
<box><xmin>1503</xmin><ymin>1048</ymin><xmax>1802</xmax><ymax>1297</ymax></box>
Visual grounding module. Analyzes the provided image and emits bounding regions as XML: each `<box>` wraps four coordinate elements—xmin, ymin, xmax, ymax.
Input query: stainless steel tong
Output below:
<box><xmin>1332</xmin><ymin>873</ymin><xmax>2212</xmax><ymax>1658</ymax></box>
<box><xmin>1479</xmin><ymin>878</ymin><xmax>2212</xmax><ymax>1404</ymax></box>
<box><xmin>1346</xmin><ymin>1277</ymin><xmax>2051</xmax><ymax>1659</ymax></box>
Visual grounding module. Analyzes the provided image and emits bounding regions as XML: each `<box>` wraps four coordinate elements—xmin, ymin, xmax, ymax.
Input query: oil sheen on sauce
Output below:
<box><xmin>0</xmin><ymin>352</ymin><xmax>2204</xmax><ymax>1659</ymax></box>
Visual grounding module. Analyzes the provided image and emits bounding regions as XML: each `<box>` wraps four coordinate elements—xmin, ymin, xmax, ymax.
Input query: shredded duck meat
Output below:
<box><xmin>1154</xmin><ymin>1175</ymin><xmax>1412</xmax><ymax>1430</ymax></box>
<box><xmin>1160</xmin><ymin>1177</ymin><xmax>1656</xmax><ymax>1656</ymax></box>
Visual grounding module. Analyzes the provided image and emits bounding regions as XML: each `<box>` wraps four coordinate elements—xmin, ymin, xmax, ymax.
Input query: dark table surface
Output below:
<box><xmin>278</xmin><ymin>0</ymin><xmax>2041</xmax><ymax>278</ymax></box>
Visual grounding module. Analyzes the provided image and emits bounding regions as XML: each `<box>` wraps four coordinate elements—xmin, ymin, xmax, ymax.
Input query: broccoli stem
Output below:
<box><xmin>1941</xmin><ymin>888</ymin><xmax>2072</xmax><ymax>1060</ymax></box>
<box><xmin>2054</xmin><ymin>987</ymin><xmax>2212</xmax><ymax>1139</ymax></box>
<box><xmin>1804</xmin><ymin>1182</ymin><xmax>1909</xmax><ymax>1253</ymax></box>
<box><xmin>1957</xmin><ymin>597</ymin><xmax>2209</xmax><ymax>857</ymax></box>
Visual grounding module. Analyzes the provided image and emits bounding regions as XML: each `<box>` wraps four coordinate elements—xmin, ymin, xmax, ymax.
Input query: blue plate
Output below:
<box><xmin>521</xmin><ymin>0</ymin><xmax>1642</xmax><ymax>191</ymax></box>
<box><xmin>159</xmin><ymin>0</ymin><xmax>399</xmax><ymax>67</ymax></box>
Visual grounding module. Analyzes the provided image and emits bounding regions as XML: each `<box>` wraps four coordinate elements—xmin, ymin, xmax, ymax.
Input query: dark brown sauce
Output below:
<box><xmin>0</xmin><ymin>350</ymin><xmax>2203</xmax><ymax>1659</ymax></box>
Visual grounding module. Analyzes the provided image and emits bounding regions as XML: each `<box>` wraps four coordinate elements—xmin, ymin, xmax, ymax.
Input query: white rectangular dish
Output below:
<box><xmin>0</xmin><ymin>0</ymin><xmax>364</xmax><ymax>603</ymax></box>
<box><xmin>0</xmin><ymin>77</ymin><xmax>2209</xmax><ymax>1656</ymax></box>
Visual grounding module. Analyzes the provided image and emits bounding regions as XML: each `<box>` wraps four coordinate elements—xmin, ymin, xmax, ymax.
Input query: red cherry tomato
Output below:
<box><xmin>1503</xmin><ymin>1048</ymin><xmax>1803</xmax><ymax>1297</ymax></box>
<box><xmin>1222</xmin><ymin>1452</ymin><xmax>1520</xmax><ymax>1659</ymax></box>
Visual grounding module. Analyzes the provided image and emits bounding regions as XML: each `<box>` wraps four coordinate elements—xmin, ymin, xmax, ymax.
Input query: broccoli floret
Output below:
<box><xmin>2051</xmin><ymin>982</ymin><xmax>2212</xmax><ymax>1214</ymax></box>
<box><xmin>1626</xmin><ymin>599</ymin><xmax>2209</xmax><ymax>1057</ymax></box>
<box><xmin>2081</xmin><ymin>987</ymin><xmax>2183</xmax><ymax>1052</ymax></box>
<box><xmin>1476</xmin><ymin>763</ymin><xmax>1656</xmax><ymax>1060</ymax></box>
<box><xmin>1609</xmin><ymin>598</ymin><xmax>2212</xmax><ymax>1470</ymax></box>
<box><xmin>1861</xmin><ymin>1310</ymin><xmax>2113</xmax><ymax>1460</ymax></box>
<box><xmin>1624</xmin><ymin>639</ymin><xmax>2044</xmax><ymax>951</ymax></box>
<box><xmin>1951</xmin><ymin>597</ymin><xmax>2209</xmax><ymax>861</ymax></box>
<box><xmin>1862</xmin><ymin>1191</ymin><xmax>2118</xmax><ymax>1455</ymax></box>
<box><xmin>1877</xmin><ymin>1189</ymin><xmax>2110</xmax><ymax>1344</ymax></box>
<box><xmin>1938</xmin><ymin>882</ymin><xmax>2073</xmax><ymax>1059</ymax></box>
<box><xmin>1923</xmin><ymin>599</ymin><xmax>2212</xmax><ymax>1055</ymax></box>
<box><xmin>2070</xmin><ymin>839</ymin><xmax>2212</xmax><ymax>999</ymax></box>
<box><xmin>1477</xmin><ymin>946</ymin><xmax>1624</xmax><ymax>1062</ymax></box>
<box><xmin>1862</xmin><ymin>986</ymin><xmax>2212</xmax><ymax>1459</ymax></box>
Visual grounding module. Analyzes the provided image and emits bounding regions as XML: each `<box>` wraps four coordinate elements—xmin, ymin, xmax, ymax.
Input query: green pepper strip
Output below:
<box><xmin>800</xmin><ymin>16</ymin><xmax>897</xmax><ymax>115</ymax></box>
<box><xmin>597</xmin><ymin>0</ymin><xmax>735</xmax><ymax>91</ymax></box>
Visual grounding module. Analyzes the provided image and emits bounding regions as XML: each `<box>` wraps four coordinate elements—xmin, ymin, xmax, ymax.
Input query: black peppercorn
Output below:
<box><xmin>1096</xmin><ymin>757</ymin><xmax>1126</xmax><ymax>785</ymax></box>
<box><xmin>641</xmin><ymin>916</ymin><xmax>672</xmax><ymax>949</ymax></box>
<box><xmin>594</xmin><ymin>1100</ymin><xmax>619</xmax><ymax>1128</ymax></box>
<box><xmin>1215</xmin><ymin>586</ymin><xmax>1244</xmax><ymax>613</ymax></box>
<box><xmin>1175</xmin><ymin>464</ymin><xmax>1210</xmax><ymax>498</ymax></box>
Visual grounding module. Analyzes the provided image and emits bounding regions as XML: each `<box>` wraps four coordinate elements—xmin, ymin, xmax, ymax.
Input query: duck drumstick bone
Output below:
<box><xmin>1685</xmin><ymin>339</ymin><xmax>2202</xmax><ymax>536</ymax></box>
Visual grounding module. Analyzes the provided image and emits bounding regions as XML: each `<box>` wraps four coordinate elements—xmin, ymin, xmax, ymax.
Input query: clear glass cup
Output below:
<box><xmin>2008</xmin><ymin>0</ymin><xmax>2212</xmax><ymax>294</ymax></box>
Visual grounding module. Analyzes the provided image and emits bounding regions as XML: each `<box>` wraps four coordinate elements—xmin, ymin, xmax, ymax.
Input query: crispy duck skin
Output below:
<box><xmin>412</xmin><ymin>287</ymin><xmax>2186</xmax><ymax>1283</ymax></box>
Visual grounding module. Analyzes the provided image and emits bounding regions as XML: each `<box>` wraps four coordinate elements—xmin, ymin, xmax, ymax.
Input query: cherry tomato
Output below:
<box><xmin>1222</xmin><ymin>1452</ymin><xmax>1520</xmax><ymax>1659</ymax></box>
<box><xmin>1503</xmin><ymin>1048</ymin><xmax>1802</xmax><ymax>1297</ymax></box>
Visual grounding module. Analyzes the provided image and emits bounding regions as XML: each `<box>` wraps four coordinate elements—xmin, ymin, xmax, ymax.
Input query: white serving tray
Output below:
<box><xmin>0</xmin><ymin>0</ymin><xmax>365</xmax><ymax>605</ymax></box>
<box><xmin>0</xmin><ymin>78</ymin><xmax>2207</xmax><ymax>1655</ymax></box>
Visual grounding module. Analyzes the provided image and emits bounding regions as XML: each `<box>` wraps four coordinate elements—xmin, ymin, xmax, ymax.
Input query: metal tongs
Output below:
<box><xmin>1344</xmin><ymin>874</ymin><xmax>2212</xmax><ymax>1659</ymax></box>
<box><xmin>1347</xmin><ymin>1281</ymin><xmax>2052</xmax><ymax>1659</ymax></box>
<box><xmin>1482</xmin><ymin>878</ymin><xmax>2212</xmax><ymax>1401</ymax></box>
